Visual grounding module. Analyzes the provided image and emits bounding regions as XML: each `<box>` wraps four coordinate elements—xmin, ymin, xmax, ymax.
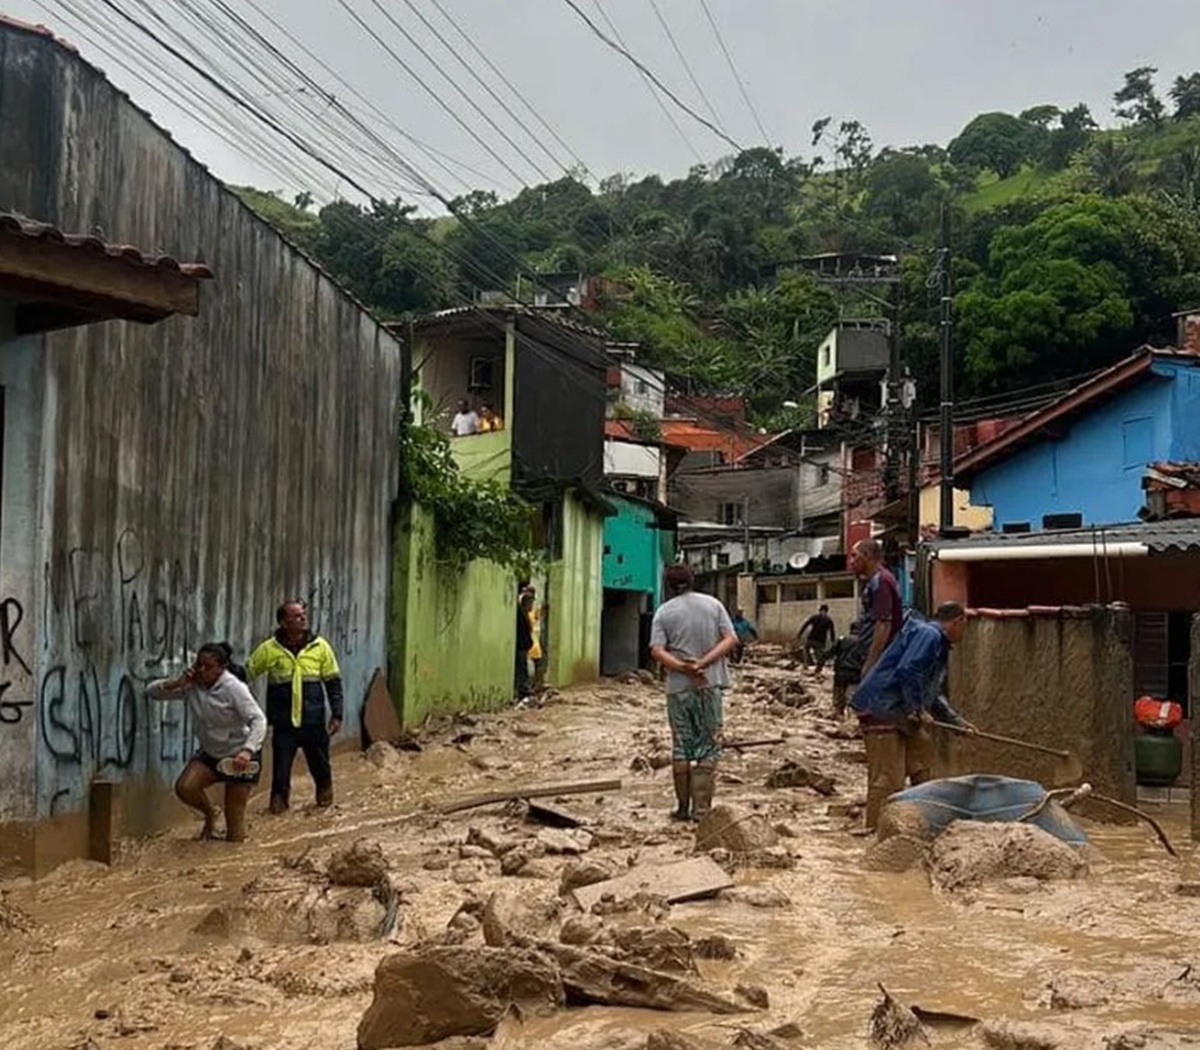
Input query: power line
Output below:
<box><xmin>397</xmin><ymin>0</ymin><xmax>578</xmax><ymax>181</ymax></box>
<box><xmin>697</xmin><ymin>0</ymin><xmax>771</xmax><ymax>144</ymax></box>
<box><xmin>422</xmin><ymin>0</ymin><xmax>593</xmax><ymax>180</ymax></box>
<box><xmin>560</xmin><ymin>0</ymin><xmax>742</xmax><ymax>152</ymax></box>
<box><xmin>645</xmin><ymin>0</ymin><xmax>727</xmax><ymax>134</ymax></box>
<box><xmin>359</xmin><ymin>0</ymin><xmax>557</xmax><ymax>183</ymax></box>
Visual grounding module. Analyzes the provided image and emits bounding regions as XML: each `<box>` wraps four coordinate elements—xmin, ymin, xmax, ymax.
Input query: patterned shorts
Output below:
<box><xmin>667</xmin><ymin>687</ymin><xmax>724</xmax><ymax>763</ymax></box>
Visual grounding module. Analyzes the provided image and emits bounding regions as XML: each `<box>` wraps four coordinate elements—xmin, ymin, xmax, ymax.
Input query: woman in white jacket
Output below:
<box><xmin>147</xmin><ymin>642</ymin><xmax>266</xmax><ymax>842</ymax></box>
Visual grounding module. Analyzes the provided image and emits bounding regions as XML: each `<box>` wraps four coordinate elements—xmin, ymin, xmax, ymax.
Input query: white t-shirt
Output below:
<box><xmin>451</xmin><ymin>410</ymin><xmax>479</xmax><ymax>436</ymax></box>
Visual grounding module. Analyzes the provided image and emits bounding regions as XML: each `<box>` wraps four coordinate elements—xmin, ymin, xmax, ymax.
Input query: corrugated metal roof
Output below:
<box><xmin>0</xmin><ymin>213</ymin><xmax>213</xmax><ymax>278</ymax></box>
<box><xmin>404</xmin><ymin>303</ymin><xmax>606</xmax><ymax>340</ymax></box>
<box><xmin>931</xmin><ymin>519</ymin><xmax>1200</xmax><ymax>554</ymax></box>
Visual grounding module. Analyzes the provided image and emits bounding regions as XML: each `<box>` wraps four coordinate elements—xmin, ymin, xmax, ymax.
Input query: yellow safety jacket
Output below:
<box><xmin>246</xmin><ymin>631</ymin><xmax>343</xmax><ymax>729</ymax></box>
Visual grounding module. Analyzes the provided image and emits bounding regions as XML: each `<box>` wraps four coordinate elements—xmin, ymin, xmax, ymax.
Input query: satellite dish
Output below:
<box><xmin>788</xmin><ymin>552</ymin><xmax>811</xmax><ymax>572</ymax></box>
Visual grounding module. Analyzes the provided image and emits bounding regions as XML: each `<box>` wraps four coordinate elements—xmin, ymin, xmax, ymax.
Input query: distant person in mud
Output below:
<box><xmin>147</xmin><ymin>642</ymin><xmax>266</xmax><ymax>842</ymax></box>
<box><xmin>515</xmin><ymin>589</ymin><xmax>535</xmax><ymax>703</ymax></box>
<box><xmin>851</xmin><ymin>601</ymin><xmax>975</xmax><ymax>831</ymax></box>
<box><xmin>831</xmin><ymin>538</ymin><xmax>904</xmax><ymax>714</ymax></box>
<box><xmin>650</xmin><ymin>565</ymin><xmax>739</xmax><ymax>822</ymax></box>
<box><xmin>247</xmin><ymin>600</ymin><xmax>345</xmax><ymax>814</ymax></box>
<box><xmin>729</xmin><ymin>608</ymin><xmax>758</xmax><ymax>664</ymax></box>
<box><xmin>796</xmin><ymin>603</ymin><xmax>835</xmax><ymax>676</ymax></box>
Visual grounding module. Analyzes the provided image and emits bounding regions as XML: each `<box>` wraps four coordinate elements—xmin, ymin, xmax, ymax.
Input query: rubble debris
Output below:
<box><xmin>573</xmin><ymin>857</ymin><xmax>733</xmax><ymax>911</ymax></box>
<box><xmin>646</xmin><ymin>1029</ymin><xmax>703</xmax><ymax>1050</ymax></box>
<box><xmin>558</xmin><ymin>914</ymin><xmax>604</xmax><ymax>946</ymax></box>
<box><xmin>767</xmin><ymin>1021</ymin><xmax>805</xmax><ymax>1041</ymax></box>
<box><xmin>326</xmin><ymin>839</ymin><xmax>390</xmax><ymax>887</ymax></box>
<box><xmin>930</xmin><ymin>822</ymin><xmax>1089</xmax><ymax>891</ymax></box>
<box><xmin>356</xmin><ymin>946</ymin><xmax>563</xmax><ymax>1049</ymax></box>
<box><xmin>1039</xmin><ymin>973</ymin><xmax>1113</xmax><ymax>1010</ymax></box>
<box><xmin>365</xmin><ymin>741</ymin><xmax>404</xmax><ymax>772</ymax></box>
<box><xmin>480</xmin><ymin>890</ymin><xmax>563</xmax><ymax>949</ymax></box>
<box><xmin>466</xmin><ymin>826</ymin><xmax>522</xmax><ymax>857</ymax></box>
<box><xmin>764</xmin><ymin>761</ymin><xmax>836</xmax><ymax>795</ymax></box>
<box><xmin>869</xmin><ymin>985</ymin><xmax>930</xmax><ymax>1047</ymax></box>
<box><xmin>607</xmin><ymin>925</ymin><xmax>696</xmax><ymax>974</ymax></box>
<box><xmin>876</xmin><ymin>801</ymin><xmax>937</xmax><ymax>843</ymax></box>
<box><xmin>547</xmin><ymin>943</ymin><xmax>745</xmax><ymax>1014</ymax></box>
<box><xmin>694</xmin><ymin>805</ymin><xmax>780</xmax><ymax>854</ymax></box>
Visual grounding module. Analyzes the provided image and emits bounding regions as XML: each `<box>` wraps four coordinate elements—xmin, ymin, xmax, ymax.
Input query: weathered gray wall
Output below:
<box><xmin>0</xmin><ymin>25</ymin><xmax>401</xmax><ymax>870</ymax></box>
<box><xmin>944</xmin><ymin>607</ymin><xmax>1135</xmax><ymax>804</ymax></box>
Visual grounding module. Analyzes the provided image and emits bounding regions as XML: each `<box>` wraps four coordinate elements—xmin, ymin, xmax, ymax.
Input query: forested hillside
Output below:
<box><xmin>237</xmin><ymin>66</ymin><xmax>1200</xmax><ymax>425</ymax></box>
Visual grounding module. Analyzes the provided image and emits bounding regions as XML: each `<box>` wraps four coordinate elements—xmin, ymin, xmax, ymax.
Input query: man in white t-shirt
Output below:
<box><xmin>450</xmin><ymin>398</ymin><xmax>478</xmax><ymax>437</ymax></box>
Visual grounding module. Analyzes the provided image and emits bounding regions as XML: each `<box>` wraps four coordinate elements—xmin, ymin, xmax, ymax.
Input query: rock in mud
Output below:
<box><xmin>327</xmin><ymin>839</ymin><xmax>390</xmax><ymax>887</ymax></box>
<box><xmin>929</xmin><ymin>822</ymin><xmax>1088</xmax><ymax>891</ymax></box>
<box><xmin>365</xmin><ymin>741</ymin><xmax>403</xmax><ymax>771</ymax></box>
<box><xmin>722</xmin><ymin>886</ymin><xmax>791</xmax><ymax>909</ymax></box>
<box><xmin>764</xmin><ymin>761</ymin><xmax>835</xmax><ymax>795</ymax></box>
<box><xmin>480</xmin><ymin>889</ymin><xmax>562</xmax><ymax>948</ymax></box>
<box><xmin>875</xmin><ymin>801</ymin><xmax>935</xmax><ymax>843</ymax></box>
<box><xmin>868</xmin><ymin>986</ymin><xmax>928</xmax><ymax>1048</ymax></box>
<box><xmin>466</xmin><ymin>826</ymin><xmax>521</xmax><ymax>857</ymax></box>
<box><xmin>735</xmin><ymin>982</ymin><xmax>770</xmax><ymax>1008</ymax></box>
<box><xmin>694</xmin><ymin>934</ymin><xmax>738</xmax><ymax>960</ymax></box>
<box><xmin>356</xmin><ymin>946</ymin><xmax>564</xmax><ymax>1049</ymax></box>
<box><xmin>1040</xmin><ymin>973</ymin><xmax>1113</xmax><ymax>1010</ymax></box>
<box><xmin>559</xmin><ymin>858</ymin><xmax>620</xmax><ymax>895</ymax></box>
<box><xmin>559</xmin><ymin>914</ymin><xmax>604</xmax><ymax>945</ymax></box>
<box><xmin>694</xmin><ymin>805</ymin><xmax>779</xmax><ymax>854</ymax></box>
<box><xmin>646</xmin><ymin>1030</ymin><xmax>703</xmax><ymax>1050</ymax></box>
<box><xmin>862</xmin><ymin>835</ymin><xmax>926</xmax><ymax>874</ymax></box>
<box><xmin>981</xmin><ymin>1020</ymin><xmax>1063</xmax><ymax>1049</ymax></box>
<box><xmin>537</xmin><ymin>828</ymin><xmax>594</xmax><ymax>855</ymax></box>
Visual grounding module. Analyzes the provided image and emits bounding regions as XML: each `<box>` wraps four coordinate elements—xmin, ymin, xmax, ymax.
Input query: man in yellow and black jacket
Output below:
<box><xmin>247</xmin><ymin>599</ymin><xmax>344</xmax><ymax>813</ymax></box>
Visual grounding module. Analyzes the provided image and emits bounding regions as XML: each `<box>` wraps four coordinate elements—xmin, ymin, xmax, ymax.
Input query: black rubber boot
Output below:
<box><xmin>691</xmin><ymin>762</ymin><xmax>716</xmax><ymax>820</ymax></box>
<box><xmin>671</xmin><ymin>763</ymin><xmax>691</xmax><ymax>821</ymax></box>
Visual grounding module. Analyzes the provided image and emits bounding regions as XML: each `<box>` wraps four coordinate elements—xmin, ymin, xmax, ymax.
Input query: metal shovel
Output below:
<box><xmin>933</xmin><ymin>721</ymin><xmax>1085</xmax><ymax>786</ymax></box>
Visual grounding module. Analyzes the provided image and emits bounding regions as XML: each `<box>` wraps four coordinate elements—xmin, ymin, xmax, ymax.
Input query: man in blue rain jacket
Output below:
<box><xmin>851</xmin><ymin>601</ymin><xmax>975</xmax><ymax>830</ymax></box>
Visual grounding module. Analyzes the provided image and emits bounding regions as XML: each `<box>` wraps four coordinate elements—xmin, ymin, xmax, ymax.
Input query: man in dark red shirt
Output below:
<box><xmin>850</xmin><ymin>538</ymin><xmax>903</xmax><ymax>678</ymax></box>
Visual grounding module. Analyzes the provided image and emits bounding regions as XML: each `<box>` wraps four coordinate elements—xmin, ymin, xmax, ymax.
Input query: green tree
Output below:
<box><xmin>862</xmin><ymin>152</ymin><xmax>940</xmax><ymax>237</ymax></box>
<box><xmin>1170</xmin><ymin>73</ymin><xmax>1200</xmax><ymax>121</ymax></box>
<box><xmin>1114</xmin><ymin>66</ymin><xmax>1166</xmax><ymax>128</ymax></box>
<box><xmin>1045</xmin><ymin>104</ymin><xmax>1097</xmax><ymax>170</ymax></box>
<box><xmin>948</xmin><ymin>112</ymin><xmax>1036</xmax><ymax>177</ymax></box>
<box><xmin>1084</xmin><ymin>137</ymin><xmax>1140</xmax><ymax>197</ymax></box>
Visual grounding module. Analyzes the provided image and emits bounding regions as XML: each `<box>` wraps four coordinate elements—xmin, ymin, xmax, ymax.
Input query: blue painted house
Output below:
<box><xmin>957</xmin><ymin>349</ymin><xmax>1200</xmax><ymax>530</ymax></box>
<box><xmin>601</xmin><ymin>492</ymin><xmax>677</xmax><ymax>675</ymax></box>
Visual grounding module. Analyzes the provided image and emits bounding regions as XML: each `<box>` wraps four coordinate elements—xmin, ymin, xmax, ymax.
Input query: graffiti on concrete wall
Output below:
<box><xmin>0</xmin><ymin>596</ymin><xmax>33</xmax><ymax>725</ymax></box>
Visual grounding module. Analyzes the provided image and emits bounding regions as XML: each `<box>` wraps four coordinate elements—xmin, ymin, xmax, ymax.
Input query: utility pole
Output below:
<box><xmin>742</xmin><ymin>495</ymin><xmax>751</xmax><ymax>574</ymax></box>
<box><xmin>937</xmin><ymin>205</ymin><xmax>955</xmax><ymax>533</ymax></box>
<box><xmin>883</xmin><ymin>288</ymin><xmax>903</xmax><ymax>503</ymax></box>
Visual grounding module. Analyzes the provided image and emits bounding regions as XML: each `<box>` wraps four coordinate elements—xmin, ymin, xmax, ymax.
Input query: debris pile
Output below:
<box><xmin>929</xmin><ymin>821</ymin><xmax>1089</xmax><ymax>892</ymax></box>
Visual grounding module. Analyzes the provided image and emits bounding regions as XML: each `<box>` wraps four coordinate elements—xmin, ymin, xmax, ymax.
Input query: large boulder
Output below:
<box><xmin>694</xmin><ymin>805</ymin><xmax>778</xmax><ymax>854</ymax></box>
<box><xmin>357</xmin><ymin>946</ymin><xmax>563</xmax><ymax>1049</ymax></box>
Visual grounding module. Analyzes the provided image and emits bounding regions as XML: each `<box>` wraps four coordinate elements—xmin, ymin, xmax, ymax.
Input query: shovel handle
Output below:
<box><xmin>933</xmin><ymin>721</ymin><xmax>1073</xmax><ymax>760</ymax></box>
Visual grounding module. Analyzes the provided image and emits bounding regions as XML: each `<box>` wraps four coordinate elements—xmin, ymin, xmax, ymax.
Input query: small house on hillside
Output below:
<box><xmin>393</xmin><ymin>307</ymin><xmax>610</xmax><ymax>722</ymax></box>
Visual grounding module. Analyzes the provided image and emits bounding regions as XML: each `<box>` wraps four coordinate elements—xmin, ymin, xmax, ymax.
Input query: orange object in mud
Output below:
<box><xmin>1134</xmin><ymin>697</ymin><xmax>1183</xmax><ymax>729</ymax></box>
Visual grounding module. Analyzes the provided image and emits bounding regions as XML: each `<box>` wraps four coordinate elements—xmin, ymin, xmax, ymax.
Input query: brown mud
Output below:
<box><xmin>0</xmin><ymin>647</ymin><xmax>1198</xmax><ymax>1049</ymax></box>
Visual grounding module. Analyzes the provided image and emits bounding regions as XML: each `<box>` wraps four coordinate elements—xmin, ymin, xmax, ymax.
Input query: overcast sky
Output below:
<box><xmin>9</xmin><ymin>0</ymin><xmax>1200</xmax><ymax>209</ymax></box>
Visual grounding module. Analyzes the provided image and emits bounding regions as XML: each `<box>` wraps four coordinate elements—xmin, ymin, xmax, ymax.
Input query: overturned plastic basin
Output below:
<box><xmin>886</xmin><ymin>774</ymin><xmax>1088</xmax><ymax>846</ymax></box>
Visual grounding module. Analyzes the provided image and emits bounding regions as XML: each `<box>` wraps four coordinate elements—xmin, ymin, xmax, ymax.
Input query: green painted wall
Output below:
<box><xmin>548</xmin><ymin>491</ymin><xmax>604</xmax><ymax>687</ymax></box>
<box><xmin>451</xmin><ymin>429</ymin><xmax>511</xmax><ymax>484</ymax></box>
<box><xmin>390</xmin><ymin>503</ymin><xmax>516</xmax><ymax>727</ymax></box>
<box><xmin>603</xmin><ymin>496</ymin><xmax>662</xmax><ymax>598</ymax></box>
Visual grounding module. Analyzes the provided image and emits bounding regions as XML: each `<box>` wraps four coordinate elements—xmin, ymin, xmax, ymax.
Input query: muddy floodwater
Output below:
<box><xmin>1</xmin><ymin>651</ymin><xmax>1198</xmax><ymax>1050</ymax></box>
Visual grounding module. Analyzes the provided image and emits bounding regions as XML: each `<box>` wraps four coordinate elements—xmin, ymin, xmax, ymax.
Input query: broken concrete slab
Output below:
<box><xmin>572</xmin><ymin>857</ymin><xmax>733</xmax><ymax>912</ymax></box>
<box><xmin>537</xmin><ymin>828</ymin><xmax>594</xmax><ymax>855</ymax></box>
<box><xmin>356</xmin><ymin>946</ymin><xmax>562</xmax><ymax>1048</ymax></box>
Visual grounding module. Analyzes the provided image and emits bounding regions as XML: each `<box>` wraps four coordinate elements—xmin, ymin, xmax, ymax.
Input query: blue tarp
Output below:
<box><xmin>889</xmin><ymin>774</ymin><xmax>1089</xmax><ymax>845</ymax></box>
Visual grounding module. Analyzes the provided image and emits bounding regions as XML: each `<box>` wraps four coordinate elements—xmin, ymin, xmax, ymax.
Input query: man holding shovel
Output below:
<box><xmin>650</xmin><ymin>564</ymin><xmax>739</xmax><ymax>822</ymax></box>
<box><xmin>851</xmin><ymin>601</ymin><xmax>975</xmax><ymax>831</ymax></box>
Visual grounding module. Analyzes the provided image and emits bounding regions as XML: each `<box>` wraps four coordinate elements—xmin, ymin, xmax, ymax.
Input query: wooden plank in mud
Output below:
<box><xmin>572</xmin><ymin>857</ymin><xmax>733</xmax><ymax>911</ymax></box>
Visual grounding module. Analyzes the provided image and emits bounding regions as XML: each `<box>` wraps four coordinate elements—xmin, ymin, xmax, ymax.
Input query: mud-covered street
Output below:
<box><xmin>1</xmin><ymin>652</ymin><xmax>1198</xmax><ymax>1050</ymax></box>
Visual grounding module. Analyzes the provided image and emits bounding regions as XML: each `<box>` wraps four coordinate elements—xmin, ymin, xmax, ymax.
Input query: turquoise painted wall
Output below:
<box><xmin>391</xmin><ymin>504</ymin><xmax>516</xmax><ymax>727</ymax></box>
<box><xmin>549</xmin><ymin>491</ymin><xmax>604</xmax><ymax>687</ymax></box>
<box><xmin>603</xmin><ymin>496</ymin><xmax>665</xmax><ymax>602</ymax></box>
